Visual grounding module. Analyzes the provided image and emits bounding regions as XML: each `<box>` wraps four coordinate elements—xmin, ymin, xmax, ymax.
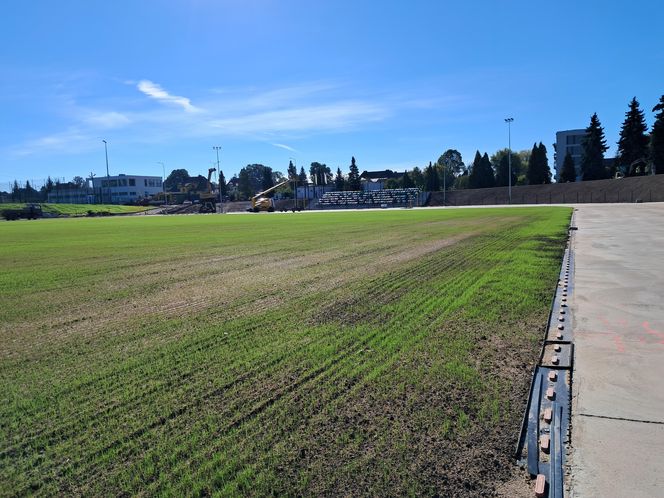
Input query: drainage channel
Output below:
<box><xmin>516</xmin><ymin>220</ymin><xmax>577</xmax><ymax>498</ymax></box>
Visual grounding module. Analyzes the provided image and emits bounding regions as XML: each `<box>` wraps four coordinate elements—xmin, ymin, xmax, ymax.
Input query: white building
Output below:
<box><xmin>92</xmin><ymin>174</ymin><xmax>163</xmax><ymax>204</ymax></box>
<box><xmin>554</xmin><ymin>129</ymin><xmax>587</xmax><ymax>181</ymax></box>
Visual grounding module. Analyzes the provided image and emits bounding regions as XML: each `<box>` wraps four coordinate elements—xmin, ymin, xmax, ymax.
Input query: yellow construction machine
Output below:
<box><xmin>249</xmin><ymin>179</ymin><xmax>290</xmax><ymax>212</ymax></box>
<box><xmin>199</xmin><ymin>167</ymin><xmax>218</xmax><ymax>213</ymax></box>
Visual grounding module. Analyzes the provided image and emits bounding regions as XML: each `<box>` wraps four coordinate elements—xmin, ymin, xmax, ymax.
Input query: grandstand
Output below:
<box><xmin>318</xmin><ymin>188</ymin><xmax>421</xmax><ymax>209</ymax></box>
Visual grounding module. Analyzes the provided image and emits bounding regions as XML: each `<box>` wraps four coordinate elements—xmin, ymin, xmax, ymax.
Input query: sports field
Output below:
<box><xmin>0</xmin><ymin>207</ymin><xmax>570</xmax><ymax>496</ymax></box>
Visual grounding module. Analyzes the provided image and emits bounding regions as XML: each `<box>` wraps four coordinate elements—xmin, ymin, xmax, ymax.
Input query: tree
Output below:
<box><xmin>298</xmin><ymin>166</ymin><xmax>308</xmax><ymax>184</ymax></box>
<box><xmin>261</xmin><ymin>166</ymin><xmax>274</xmax><ymax>191</ymax></box>
<box><xmin>164</xmin><ymin>169</ymin><xmax>190</xmax><ymax>191</ymax></box>
<box><xmin>334</xmin><ymin>167</ymin><xmax>345</xmax><ymax>190</ymax></box>
<box><xmin>527</xmin><ymin>142</ymin><xmax>552</xmax><ymax>184</ymax></box>
<box><xmin>402</xmin><ymin>170</ymin><xmax>414</xmax><ymax>188</ymax></box>
<box><xmin>650</xmin><ymin>95</ymin><xmax>664</xmax><ymax>174</ymax></box>
<box><xmin>218</xmin><ymin>170</ymin><xmax>227</xmax><ymax>196</ymax></box>
<box><xmin>309</xmin><ymin>162</ymin><xmax>332</xmax><ymax>185</ymax></box>
<box><xmin>72</xmin><ymin>176</ymin><xmax>86</xmax><ymax>188</ymax></box>
<box><xmin>287</xmin><ymin>160</ymin><xmax>297</xmax><ymax>180</ymax></box>
<box><xmin>617</xmin><ymin>97</ymin><xmax>649</xmax><ymax>176</ymax></box>
<box><xmin>238</xmin><ymin>168</ymin><xmax>252</xmax><ymax>200</ymax></box>
<box><xmin>560</xmin><ymin>152</ymin><xmax>577</xmax><ymax>182</ymax></box>
<box><xmin>347</xmin><ymin>157</ymin><xmax>361</xmax><ymax>191</ymax></box>
<box><xmin>45</xmin><ymin>176</ymin><xmax>55</xmax><ymax>192</ymax></box>
<box><xmin>468</xmin><ymin>151</ymin><xmax>495</xmax><ymax>188</ymax></box>
<box><xmin>580</xmin><ymin>113</ymin><xmax>609</xmax><ymax>181</ymax></box>
<box><xmin>424</xmin><ymin>161</ymin><xmax>440</xmax><ymax>191</ymax></box>
<box><xmin>492</xmin><ymin>149</ymin><xmax>520</xmax><ymax>187</ymax></box>
<box><xmin>437</xmin><ymin>149</ymin><xmax>465</xmax><ymax>190</ymax></box>
<box><xmin>410</xmin><ymin>166</ymin><xmax>424</xmax><ymax>189</ymax></box>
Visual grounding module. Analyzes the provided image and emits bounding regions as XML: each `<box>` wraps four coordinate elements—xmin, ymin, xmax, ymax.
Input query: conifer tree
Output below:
<box><xmin>651</xmin><ymin>95</ymin><xmax>664</xmax><ymax>174</ymax></box>
<box><xmin>334</xmin><ymin>167</ymin><xmax>345</xmax><ymax>190</ymax></box>
<box><xmin>481</xmin><ymin>153</ymin><xmax>495</xmax><ymax>188</ymax></box>
<box><xmin>468</xmin><ymin>151</ymin><xmax>495</xmax><ymax>188</ymax></box>
<box><xmin>560</xmin><ymin>152</ymin><xmax>577</xmax><ymax>182</ymax></box>
<box><xmin>298</xmin><ymin>166</ymin><xmax>308</xmax><ymax>184</ymax></box>
<box><xmin>287</xmin><ymin>160</ymin><xmax>297</xmax><ymax>180</ymax></box>
<box><xmin>347</xmin><ymin>157</ymin><xmax>361</xmax><ymax>191</ymax></box>
<box><xmin>617</xmin><ymin>97</ymin><xmax>649</xmax><ymax>176</ymax></box>
<box><xmin>468</xmin><ymin>151</ymin><xmax>483</xmax><ymax>189</ymax></box>
<box><xmin>527</xmin><ymin>143</ymin><xmax>552</xmax><ymax>184</ymax></box>
<box><xmin>424</xmin><ymin>161</ymin><xmax>440</xmax><ymax>191</ymax></box>
<box><xmin>580</xmin><ymin>113</ymin><xmax>609</xmax><ymax>181</ymax></box>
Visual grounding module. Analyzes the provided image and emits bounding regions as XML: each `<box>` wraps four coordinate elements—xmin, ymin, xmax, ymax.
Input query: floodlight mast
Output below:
<box><xmin>213</xmin><ymin>146</ymin><xmax>222</xmax><ymax>212</ymax></box>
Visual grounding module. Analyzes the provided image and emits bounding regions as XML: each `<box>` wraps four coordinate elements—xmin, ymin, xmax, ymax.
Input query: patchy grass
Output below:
<box><xmin>0</xmin><ymin>207</ymin><xmax>570</xmax><ymax>496</ymax></box>
<box><xmin>0</xmin><ymin>203</ymin><xmax>148</xmax><ymax>216</ymax></box>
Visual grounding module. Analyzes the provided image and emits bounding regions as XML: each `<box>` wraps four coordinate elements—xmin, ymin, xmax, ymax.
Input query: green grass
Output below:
<box><xmin>0</xmin><ymin>207</ymin><xmax>571</xmax><ymax>496</ymax></box>
<box><xmin>1</xmin><ymin>202</ymin><xmax>149</xmax><ymax>216</ymax></box>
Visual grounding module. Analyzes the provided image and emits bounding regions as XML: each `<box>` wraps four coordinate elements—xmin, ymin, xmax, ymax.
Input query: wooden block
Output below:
<box><xmin>535</xmin><ymin>474</ymin><xmax>546</xmax><ymax>497</ymax></box>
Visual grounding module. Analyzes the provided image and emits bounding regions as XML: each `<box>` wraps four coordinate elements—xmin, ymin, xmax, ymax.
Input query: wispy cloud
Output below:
<box><xmin>85</xmin><ymin>111</ymin><xmax>131</xmax><ymax>128</ymax></box>
<box><xmin>7</xmin><ymin>79</ymin><xmax>465</xmax><ymax>158</ymax></box>
<box><xmin>137</xmin><ymin>80</ymin><xmax>198</xmax><ymax>112</ymax></box>
<box><xmin>271</xmin><ymin>143</ymin><xmax>298</xmax><ymax>153</ymax></box>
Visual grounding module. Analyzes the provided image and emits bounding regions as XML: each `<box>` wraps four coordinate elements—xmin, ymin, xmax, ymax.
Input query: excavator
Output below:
<box><xmin>249</xmin><ymin>179</ymin><xmax>291</xmax><ymax>212</ymax></box>
<box><xmin>199</xmin><ymin>167</ymin><xmax>218</xmax><ymax>213</ymax></box>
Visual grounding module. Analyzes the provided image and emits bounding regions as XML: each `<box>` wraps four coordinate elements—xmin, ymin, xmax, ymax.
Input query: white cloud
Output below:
<box><xmin>11</xmin><ymin>129</ymin><xmax>91</xmax><ymax>157</ymax></box>
<box><xmin>85</xmin><ymin>111</ymin><xmax>131</xmax><ymax>128</ymax></box>
<box><xmin>137</xmin><ymin>80</ymin><xmax>198</xmax><ymax>112</ymax></box>
<box><xmin>271</xmin><ymin>143</ymin><xmax>298</xmax><ymax>153</ymax></box>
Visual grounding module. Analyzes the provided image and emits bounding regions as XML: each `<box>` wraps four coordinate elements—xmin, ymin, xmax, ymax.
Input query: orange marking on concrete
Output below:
<box><xmin>642</xmin><ymin>321</ymin><xmax>664</xmax><ymax>343</ymax></box>
<box><xmin>613</xmin><ymin>335</ymin><xmax>626</xmax><ymax>353</ymax></box>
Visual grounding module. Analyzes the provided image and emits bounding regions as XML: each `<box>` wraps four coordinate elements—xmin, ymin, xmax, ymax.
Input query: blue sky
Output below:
<box><xmin>1</xmin><ymin>0</ymin><xmax>663</xmax><ymax>187</ymax></box>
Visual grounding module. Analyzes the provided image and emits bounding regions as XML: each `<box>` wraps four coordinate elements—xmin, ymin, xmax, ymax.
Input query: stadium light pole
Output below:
<box><xmin>505</xmin><ymin>117</ymin><xmax>514</xmax><ymax>204</ymax></box>
<box><xmin>213</xmin><ymin>146</ymin><xmax>222</xmax><ymax>213</ymax></box>
<box><xmin>102</xmin><ymin>139</ymin><xmax>111</xmax><ymax>204</ymax></box>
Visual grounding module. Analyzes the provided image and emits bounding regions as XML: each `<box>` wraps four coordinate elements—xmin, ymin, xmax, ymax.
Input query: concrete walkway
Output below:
<box><xmin>570</xmin><ymin>203</ymin><xmax>664</xmax><ymax>497</ymax></box>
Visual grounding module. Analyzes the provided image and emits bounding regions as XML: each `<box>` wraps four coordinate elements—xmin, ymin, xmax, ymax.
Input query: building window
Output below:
<box><xmin>144</xmin><ymin>179</ymin><xmax>148</xmax><ymax>187</ymax></box>
<box><xmin>129</xmin><ymin>179</ymin><xmax>136</xmax><ymax>186</ymax></box>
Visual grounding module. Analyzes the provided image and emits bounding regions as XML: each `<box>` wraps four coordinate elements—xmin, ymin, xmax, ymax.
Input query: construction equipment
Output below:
<box><xmin>248</xmin><ymin>179</ymin><xmax>290</xmax><ymax>212</ymax></box>
<box><xmin>1</xmin><ymin>203</ymin><xmax>43</xmax><ymax>221</ymax></box>
<box><xmin>199</xmin><ymin>167</ymin><xmax>217</xmax><ymax>213</ymax></box>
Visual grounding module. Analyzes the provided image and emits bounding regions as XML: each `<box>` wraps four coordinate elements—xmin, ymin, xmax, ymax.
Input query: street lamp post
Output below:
<box><xmin>213</xmin><ymin>146</ymin><xmax>222</xmax><ymax>213</ymax></box>
<box><xmin>102</xmin><ymin>139</ymin><xmax>111</xmax><ymax>204</ymax></box>
<box><xmin>504</xmin><ymin>118</ymin><xmax>514</xmax><ymax>204</ymax></box>
<box><xmin>157</xmin><ymin>162</ymin><xmax>166</xmax><ymax>207</ymax></box>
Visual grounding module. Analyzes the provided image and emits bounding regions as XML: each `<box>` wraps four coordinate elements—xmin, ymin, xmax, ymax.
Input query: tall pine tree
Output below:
<box><xmin>651</xmin><ymin>95</ymin><xmax>664</xmax><ymax>174</ymax></box>
<box><xmin>560</xmin><ymin>152</ymin><xmax>577</xmax><ymax>182</ymax></box>
<box><xmin>527</xmin><ymin>143</ymin><xmax>552</xmax><ymax>184</ymax></box>
<box><xmin>334</xmin><ymin>167</ymin><xmax>345</xmax><ymax>190</ymax></box>
<box><xmin>617</xmin><ymin>97</ymin><xmax>649</xmax><ymax>176</ymax></box>
<box><xmin>347</xmin><ymin>157</ymin><xmax>361</xmax><ymax>190</ymax></box>
<box><xmin>468</xmin><ymin>151</ymin><xmax>495</xmax><ymax>188</ymax></box>
<box><xmin>580</xmin><ymin>113</ymin><xmax>609</xmax><ymax>181</ymax></box>
<box><xmin>424</xmin><ymin>161</ymin><xmax>440</xmax><ymax>191</ymax></box>
<box><xmin>287</xmin><ymin>160</ymin><xmax>297</xmax><ymax>180</ymax></box>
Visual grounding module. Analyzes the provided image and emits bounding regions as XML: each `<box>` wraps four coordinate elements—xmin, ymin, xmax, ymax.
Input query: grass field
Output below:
<box><xmin>0</xmin><ymin>207</ymin><xmax>570</xmax><ymax>496</ymax></box>
<box><xmin>1</xmin><ymin>203</ymin><xmax>149</xmax><ymax>216</ymax></box>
